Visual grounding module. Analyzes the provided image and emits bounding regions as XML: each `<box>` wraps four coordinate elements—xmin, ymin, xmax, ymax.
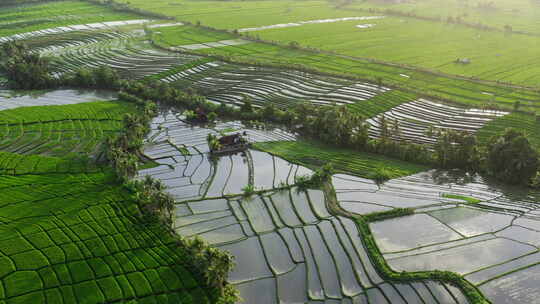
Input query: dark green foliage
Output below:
<box><xmin>486</xmin><ymin>128</ymin><xmax>539</xmax><ymax>184</ymax></box>
<box><xmin>477</xmin><ymin>112</ymin><xmax>540</xmax><ymax>151</ymax></box>
<box><xmin>295</xmin><ymin>163</ymin><xmax>334</xmax><ymax>189</ymax></box>
<box><xmin>66</xmin><ymin>66</ymin><xmax>122</xmax><ymax>89</ymax></box>
<box><xmin>433</xmin><ymin>129</ymin><xmax>480</xmax><ymax>171</ymax></box>
<box><xmin>363</xmin><ymin>208</ymin><xmax>414</xmax><ymax>222</ymax></box>
<box><xmin>1</xmin><ymin>42</ymin><xmax>56</xmax><ymax>89</ymax></box>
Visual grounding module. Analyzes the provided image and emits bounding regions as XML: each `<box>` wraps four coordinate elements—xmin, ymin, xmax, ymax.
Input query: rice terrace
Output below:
<box><xmin>1</xmin><ymin>0</ymin><xmax>540</xmax><ymax>303</ymax></box>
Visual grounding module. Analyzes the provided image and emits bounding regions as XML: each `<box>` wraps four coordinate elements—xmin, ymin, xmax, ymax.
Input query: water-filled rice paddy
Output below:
<box><xmin>357</xmin><ymin>170</ymin><xmax>540</xmax><ymax>304</ymax></box>
<box><xmin>0</xmin><ymin>89</ymin><xmax>116</xmax><ymax>110</ymax></box>
<box><xmin>136</xmin><ymin>111</ymin><xmax>474</xmax><ymax>303</ymax></box>
<box><xmin>163</xmin><ymin>62</ymin><xmax>390</xmax><ymax>108</ymax></box>
<box><xmin>366</xmin><ymin>99</ymin><xmax>508</xmax><ymax>146</ymax></box>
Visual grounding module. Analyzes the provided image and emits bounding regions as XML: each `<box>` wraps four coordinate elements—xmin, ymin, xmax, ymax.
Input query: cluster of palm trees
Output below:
<box><xmin>106</xmin><ymin>97</ymin><xmax>156</xmax><ymax>181</ymax></box>
<box><xmin>130</xmin><ymin>175</ymin><xmax>175</xmax><ymax>226</ymax></box>
<box><xmin>1</xmin><ymin>41</ymin><xmax>56</xmax><ymax>89</ymax></box>
<box><xmin>181</xmin><ymin>237</ymin><xmax>238</xmax><ymax>302</ymax></box>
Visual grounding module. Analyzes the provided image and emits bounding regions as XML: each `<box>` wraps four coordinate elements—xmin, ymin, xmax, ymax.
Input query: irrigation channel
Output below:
<box><xmin>2</xmin><ymin>19</ymin><xmax>538</xmax><ymax>303</ymax></box>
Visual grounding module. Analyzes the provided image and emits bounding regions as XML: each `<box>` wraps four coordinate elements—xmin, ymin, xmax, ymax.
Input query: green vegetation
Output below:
<box><xmin>152</xmin><ymin>26</ymin><xmax>236</xmax><ymax>47</ymax></box>
<box><xmin>0</xmin><ymin>101</ymin><xmax>138</xmax><ymax>158</ymax></box>
<box><xmin>0</xmin><ymin>167</ymin><xmax>217</xmax><ymax>303</ymax></box>
<box><xmin>348</xmin><ymin>90</ymin><xmax>417</xmax><ymax>118</ymax></box>
<box><xmin>442</xmin><ymin>194</ymin><xmax>482</xmax><ymax>204</ymax></box>
<box><xmin>254</xmin><ymin>140</ymin><xmax>428</xmax><ymax>179</ymax></box>
<box><xmin>0</xmin><ymin>1</ymin><xmax>139</xmax><ymax>37</ymax></box>
<box><xmin>348</xmin><ymin>0</ymin><xmax>540</xmax><ymax>34</ymax></box>
<box><xmin>251</xmin><ymin>15</ymin><xmax>540</xmax><ymax>86</ymax></box>
<box><xmin>152</xmin><ymin>26</ymin><xmax>540</xmax><ymax>112</ymax></box>
<box><xmin>115</xmin><ymin>0</ymin><xmax>359</xmax><ymax>29</ymax></box>
<box><xmin>486</xmin><ymin>128</ymin><xmax>539</xmax><ymax>185</ymax></box>
<box><xmin>477</xmin><ymin>112</ymin><xmax>540</xmax><ymax>151</ymax></box>
<box><xmin>363</xmin><ymin>208</ymin><xmax>415</xmax><ymax>222</ymax></box>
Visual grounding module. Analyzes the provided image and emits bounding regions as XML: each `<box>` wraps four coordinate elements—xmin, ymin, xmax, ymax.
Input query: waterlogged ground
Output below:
<box><xmin>0</xmin><ymin>89</ymin><xmax>117</xmax><ymax>110</ymax></box>
<box><xmin>139</xmin><ymin>112</ymin><xmax>470</xmax><ymax>303</ymax></box>
<box><xmin>350</xmin><ymin>171</ymin><xmax>540</xmax><ymax>304</ymax></box>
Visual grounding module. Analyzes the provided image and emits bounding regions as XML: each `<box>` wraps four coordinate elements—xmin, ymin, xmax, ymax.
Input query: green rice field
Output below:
<box><xmin>254</xmin><ymin>140</ymin><xmax>429</xmax><ymax>179</ymax></box>
<box><xmin>0</xmin><ymin>101</ymin><xmax>138</xmax><ymax>159</ymax></box>
<box><xmin>154</xmin><ymin>24</ymin><xmax>540</xmax><ymax>112</ymax></box>
<box><xmin>0</xmin><ymin>1</ymin><xmax>140</xmax><ymax>37</ymax></box>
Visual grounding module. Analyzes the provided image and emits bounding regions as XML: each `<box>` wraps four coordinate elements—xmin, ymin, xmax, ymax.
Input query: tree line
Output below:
<box><xmin>3</xmin><ymin>40</ymin><xmax>539</xmax><ymax>186</ymax></box>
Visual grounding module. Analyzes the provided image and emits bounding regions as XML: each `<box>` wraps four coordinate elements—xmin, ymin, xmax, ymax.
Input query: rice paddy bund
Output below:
<box><xmin>2</xmin><ymin>1</ymin><xmax>540</xmax><ymax>304</ymax></box>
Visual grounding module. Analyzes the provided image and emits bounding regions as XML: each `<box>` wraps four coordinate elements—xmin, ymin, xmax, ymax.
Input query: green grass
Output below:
<box><xmin>477</xmin><ymin>112</ymin><xmax>540</xmax><ymax>151</ymax></box>
<box><xmin>153</xmin><ymin>25</ymin><xmax>236</xmax><ymax>46</ymax></box>
<box><xmin>254</xmin><ymin>140</ymin><xmax>428</xmax><ymax>180</ymax></box>
<box><xmin>348</xmin><ymin>90</ymin><xmax>417</xmax><ymax>118</ymax></box>
<box><xmin>348</xmin><ymin>0</ymin><xmax>540</xmax><ymax>35</ymax></box>
<box><xmin>0</xmin><ymin>1</ymin><xmax>140</xmax><ymax>37</ymax></box>
<box><xmin>252</xmin><ymin>15</ymin><xmax>540</xmax><ymax>86</ymax></box>
<box><xmin>0</xmin><ymin>101</ymin><xmax>138</xmax><ymax>158</ymax></box>
<box><xmin>116</xmin><ymin>0</ymin><xmax>361</xmax><ymax>29</ymax></box>
<box><xmin>442</xmin><ymin>193</ymin><xmax>482</xmax><ymax>204</ymax></box>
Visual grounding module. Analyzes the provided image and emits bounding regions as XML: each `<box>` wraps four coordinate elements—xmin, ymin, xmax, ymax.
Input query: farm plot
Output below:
<box><xmin>0</xmin><ymin>170</ymin><xmax>212</xmax><ymax>304</ymax></box>
<box><xmin>254</xmin><ymin>140</ymin><xmax>428</xmax><ymax>180</ymax></box>
<box><xmin>0</xmin><ymin>19</ymin><xmax>149</xmax><ymax>44</ymax></box>
<box><xmin>248</xmin><ymin>15</ymin><xmax>540</xmax><ymax>86</ymax></box>
<box><xmin>366</xmin><ymin>99</ymin><xmax>508</xmax><ymax>146</ymax></box>
<box><xmin>114</xmin><ymin>0</ymin><xmax>367</xmax><ymax>29</ymax></box>
<box><xmin>0</xmin><ymin>1</ymin><xmax>140</xmax><ymax>38</ymax></box>
<box><xmin>333</xmin><ymin>169</ymin><xmax>540</xmax><ymax>216</ymax></box>
<box><xmin>156</xmin><ymin>25</ymin><xmax>540</xmax><ymax>112</ymax></box>
<box><xmin>163</xmin><ymin>61</ymin><xmax>390</xmax><ymax>108</ymax></box>
<box><xmin>0</xmin><ymin>89</ymin><xmax>116</xmax><ymax>111</ymax></box>
<box><xmin>348</xmin><ymin>0</ymin><xmax>540</xmax><ymax>35</ymax></box>
<box><xmin>349</xmin><ymin>170</ymin><xmax>540</xmax><ymax>304</ymax></box>
<box><xmin>138</xmin><ymin>110</ymin><xmax>303</xmax><ymax>201</ymax></box>
<box><xmin>30</xmin><ymin>28</ymin><xmax>200</xmax><ymax>80</ymax></box>
<box><xmin>139</xmin><ymin>114</ymin><xmax>470</xmax><ymax>302</ymax></box>
<box><xmin>477</xmin><ymin>112</ymin><xmax>540</xmax><ymax>151</ymax></box>
<box><xmin>173</xmin><ymin>186</ymin><xmax>468</xmax><ymax>303</ymax></box>
<box><xmin>0</xmin><ymin>100</ymin><xmax>138</xmax><ymax>159</ymax></box>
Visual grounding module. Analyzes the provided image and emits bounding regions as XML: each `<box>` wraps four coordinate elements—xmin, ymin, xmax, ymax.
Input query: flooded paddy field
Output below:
<box><xmin>1</xmin><ymin>21</ymin><xmax>392</xmax><ymax>108</ymax></box>
<box><xmin>348</xmin><ymin>171</ymin><xmax>540</xmax><ymax>304</ymax></box>
<box><xmin>367</xmin><ymin>99</ymin><xmax>508</xmax><ymax>146</ymax></box>
<box><xmin>0</xmin><ymin>89</ymin><xmax>116</xmax><ymax>110</ymax></box>
<box><xmin>137</xmin><ymin>111</ymin><xmax>471</xmax><ymax>303</ymax></box>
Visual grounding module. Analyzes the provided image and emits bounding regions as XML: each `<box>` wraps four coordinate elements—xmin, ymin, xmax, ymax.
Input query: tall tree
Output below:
<box><xmin>486</xmin><ymin>128</ymin><xmax>539</xmax><ymax>184</ymax></box>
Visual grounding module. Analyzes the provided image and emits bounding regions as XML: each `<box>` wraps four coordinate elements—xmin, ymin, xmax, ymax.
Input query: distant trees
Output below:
<box><xmin>1</xmin><ymin>41</ymin><xmax>56</xmax><ymax>89</ymax></box>
<box><xmin>433</xmin><ymin>129</ymin><xmax>480</xmax><ymax>171</ymax></box>
<box><xmin>67</xmin><ymin>66</ymin><xmax>122</xmax><ymax>89</ymax></box>
<box><xmin>486</xmin><ymin>128</ymin><xmax>539</xmax><ymax>184</ymax></box>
